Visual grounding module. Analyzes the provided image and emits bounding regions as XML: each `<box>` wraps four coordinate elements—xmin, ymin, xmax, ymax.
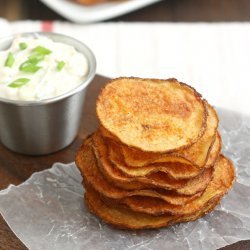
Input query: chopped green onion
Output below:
<box><xmin>56</xmin><ymin>61</ymin><xmax>65</xmax><ymax>71</ymax></box>
<box><xmin>8</xmin><ymin>78</ymin><xmax>30</xmax><ymax>88</ymax></box>
<box><xmin>19</xmin><ymin>61</ymin><xmax>41</xmax><ymax>73</ymax></box>
<box><xmin>19</xmin><ymin>42</ymin><xmax>27</xmax><ymax>50</ymax></box>
<box><xmin>4</xmin><ymin>52</ymin><xmax>15</xmax><ymax>67</ymax></box>
<box><xmin>28</xmin><ymin>53</ymin><xmax>45</xmax><ymax>64</ymax></box>
<box><xmin>32</xmin><ymin>46</ymin><xmax>52</xmax><ymax>55</ymax></box>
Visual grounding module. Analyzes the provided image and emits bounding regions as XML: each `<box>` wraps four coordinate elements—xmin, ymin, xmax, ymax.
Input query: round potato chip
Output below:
<box><xmin>105</xmin><ymin>104</ymin><xmax>218</xmax><ymax>168</ymax></box>
<box><xmin>85</xmin><ymin>184</ymin><xmax>222</xmax><ymax>230</ymax></box>
<box><xmin>76</xmin><ymin>137</ymin><xmax>202</xmax><ymax>206</ymax></box>
<box><xmin>97</xmin><ymin>77</ymin><xmax>207</xmax><ymax>153</ymax></box>
<box><xmin>113</xmin><ymin>155</ymin><xmax>235</xmax><ymax>215</ymax></box>
<box><xmin>108</xmin><ymin>132</ymin><xmax>221</xmax><ymax>180</ymax></box>
<box><xmin>92</xmin><ymin>132</ymin><xmax>213</xmax><ymax>195</ymax></box>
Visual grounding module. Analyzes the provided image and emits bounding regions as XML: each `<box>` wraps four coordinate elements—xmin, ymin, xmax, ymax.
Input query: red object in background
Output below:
<box><xmin>41</xmin><ymin>21</ymin><xmax>53</xmax><ymax>32</ymax></box>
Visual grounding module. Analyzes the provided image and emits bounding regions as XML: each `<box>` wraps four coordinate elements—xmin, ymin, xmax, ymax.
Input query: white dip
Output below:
<box><xmin>0</xmin><ymin>36</ymin><xmax>89</xmax><ymax>101</ymax></box>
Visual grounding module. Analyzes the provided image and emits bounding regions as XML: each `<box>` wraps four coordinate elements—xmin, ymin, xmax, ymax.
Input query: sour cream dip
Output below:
<box><xmin>0</xmin><ymin>36</ymin><xmax>89</xmax><ymax>101</ymax></box>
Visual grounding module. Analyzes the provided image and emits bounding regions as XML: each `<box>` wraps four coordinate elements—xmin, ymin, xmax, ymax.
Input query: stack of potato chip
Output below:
<box><xmin>76</xmin><ymin>77</ymin><xmax>235</xmax><ymax>230</ymax></box>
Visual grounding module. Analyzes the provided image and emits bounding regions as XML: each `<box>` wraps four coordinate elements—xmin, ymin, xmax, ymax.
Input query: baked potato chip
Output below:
<box><xmin>85</xmin><ymin>184</ymin><xmax>222</xmax><ymax>230</ymax></box>
<box><xmin>109</xmin><ymin>132</ymin><xmax>221</xmax><ymax>180</ymax></box>
<box><xmin>110</xmin><ymin>155</ymin><xmax>235</xmax><ymax>215</ymax></box>
<box><xmin>93</xmin><ymin>132</ymin><xmax>213</xmax><ymax>194</ymax></box>
<box><xmin>97</xmin><ymin>77</ymin><xmax>207</xmax><ymax>153</ymax></box>
<box><xmin>104</xmin><ymin>104</ymin><xmax>218</xmax><ymax>168</ymax></box>
<box><xmin>76</xmin><ymin>137</ymin><xmax>202</xmax><ymax>206</ymax></box>
<box><xmin>76</xmin><ymin>76</ymin><xmax>235</xmax><ymax>230</ymax></box>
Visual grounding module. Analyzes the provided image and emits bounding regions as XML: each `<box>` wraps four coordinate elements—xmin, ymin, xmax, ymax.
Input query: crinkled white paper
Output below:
<box><xmin>0</xmin><ymin>108</ymin><xmax>250</xmax><ymax>250</ymax></box>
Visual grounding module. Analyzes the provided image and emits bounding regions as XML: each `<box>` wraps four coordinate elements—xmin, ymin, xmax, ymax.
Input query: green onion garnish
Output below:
<box><xmin>19</xmin><ymin>43</ymin><xmax>27</xmax><ymax>50</ymax></box>
<box><xmin>8</xmin><ymin>78</ymin><xmax>30</xmax><ymax>88</ymax></box>
<box><xmin>32</xmin><ymin>46</ymin><xmax>52</xmax><ymax>55</ymax></box>
<box><xmin>19</xmin><ymin>61</ymin><xmax>41</xmax><ymax>73</ymax></box>
<box><xmin>56</xmin><ymin>61</ymin><xmax>65</xmax><ymax>71</ymax></box>
<box><xmin>18</xmin><ymin>45</ymin><xmax>52</xmax><ymax>74</ymax></box>
<box><xmin>4</xmin><ymin>52</ymin><xmax>15</xmax><ymax>67</ymax></box>
<box><xmin>28</xmin><ymin>53</ymin><xmax>45</xmax><ymax>64</ymax></box>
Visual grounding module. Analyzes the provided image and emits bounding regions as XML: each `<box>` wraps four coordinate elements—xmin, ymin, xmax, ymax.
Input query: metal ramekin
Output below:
<box><xmin>0</xmin><ymin>32</ymin><xmax>96</xmax><ymax>155</ymax></box>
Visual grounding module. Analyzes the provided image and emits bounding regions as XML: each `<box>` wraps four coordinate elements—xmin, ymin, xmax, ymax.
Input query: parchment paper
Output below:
<box><xmin>0</xmin><ymin>108</ymin><xmax>249</xmax><ymax>250</ymax></box>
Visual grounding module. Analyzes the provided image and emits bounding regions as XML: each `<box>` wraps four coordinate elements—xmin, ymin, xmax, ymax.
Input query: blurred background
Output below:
<box><xmin>1</xmin><ymin>0</ymin><xmax>250</xmax><ymax>21</ymax></box>
<box><xmin>0</xmin><ymin>0</ymin><xmax>250</xmax><ymax>115</ymax></box>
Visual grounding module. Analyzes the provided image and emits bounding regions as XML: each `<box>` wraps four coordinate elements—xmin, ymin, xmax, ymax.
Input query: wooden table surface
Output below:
<box><xmin>0</xmin><ymin>75</ymin><xmax>249</xmax><ymax>249</ymax></box>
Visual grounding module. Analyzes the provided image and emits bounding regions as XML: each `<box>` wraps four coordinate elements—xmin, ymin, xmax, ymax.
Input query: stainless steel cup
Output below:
<box><xmin>0</xmin><ymin>32</ymin><xmax>96</xmax><ymax>155</ymax></box>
